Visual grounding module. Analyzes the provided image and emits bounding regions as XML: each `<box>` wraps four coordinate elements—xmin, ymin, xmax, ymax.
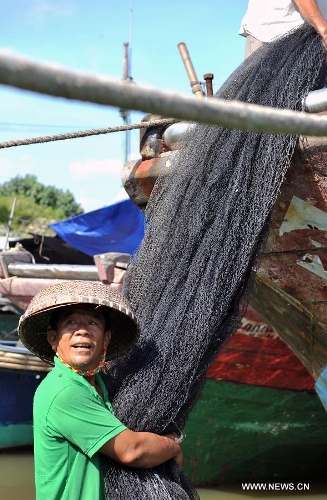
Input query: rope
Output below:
<box><xmin>0</xmin><ymin>118</ymin><xmax>179</xmax><ymax>149</ymax></box>
<box><xmin>0</xmin><ymin>52</ymin><xmax>327</xmax><ymax>136</ymax></box>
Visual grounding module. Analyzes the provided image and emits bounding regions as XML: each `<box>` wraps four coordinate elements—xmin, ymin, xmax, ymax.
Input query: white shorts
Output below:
<box><xmin>244</xmin><ymin>35</ymin><xmax>264</xmax><ymax>59</ymax></box>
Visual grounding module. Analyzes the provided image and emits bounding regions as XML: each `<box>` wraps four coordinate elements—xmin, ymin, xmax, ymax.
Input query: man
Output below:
<box><xmin>18</xmin><ymin>280</ymin><xmax>183</xmax><ymax>500</ymax></box>
<box><xmin>239</xmin><ymin>0</ymin><xmax>327</xmax><ymax>57</ymax></box>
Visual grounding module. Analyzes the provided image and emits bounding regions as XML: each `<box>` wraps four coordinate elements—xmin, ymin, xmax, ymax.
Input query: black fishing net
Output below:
<box><xmin>103</xmin><ymin>25</ymin><xmax>326</xmax><ymax>499</ymax></box>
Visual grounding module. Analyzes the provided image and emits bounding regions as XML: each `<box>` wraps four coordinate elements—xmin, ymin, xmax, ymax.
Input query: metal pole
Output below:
<box><xmin>120</xmin><ymin>42</ymin><xmax>130</xmax><ymax>163</ymax></box>
<box><xmin>204</xmin><ymin>73</ymin><xmax>214</xmax><ymax>98</ymax></box>
<box><xmin>177</xmin><ymin>43</ymin><xmax>204</xmax><ymax>99</ymax></box>
<box><xmin>2</xmin><ymin>53</ymin><xmax>327</xmax><ymax>136</ymax></box>
<box><xmin>4</xmin><ymin>197</ymin><xmax>16</xmax><ymax>250</ymax></box>
<box><xmin>120</xmin><ymin>0</ymin><xmax>133</xmax><ymax>163</ymax></box>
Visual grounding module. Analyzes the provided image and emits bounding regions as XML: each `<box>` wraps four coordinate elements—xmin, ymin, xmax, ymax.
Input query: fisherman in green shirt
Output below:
<box><xmin>19</xmin><ymin>281</ymin><xmax>183</xmax><ymax>500</ymax></box>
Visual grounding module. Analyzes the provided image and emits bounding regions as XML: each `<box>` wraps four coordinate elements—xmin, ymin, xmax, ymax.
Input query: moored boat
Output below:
<box><xmin>0</xmin><ymin>340</ymin><xmax>49</xmax><ymax>449</ymax></box>
<box><xmin>1</xmin><ymin>40</ymin><xmax>327</xmax><ymax>486</ymax></box>
<box><xmin>119</xmin><ymin>115</ymin><xmax>327</xmax><ymax>483</ymax></box>
<box><xmin>1</xmin><ymin>233</ymin><xmax>327</xmax><ymax>482</ymax></box>
<box><xmin>1</xmin><ymin>123</ymin><xmax>327</xmax><ymax>479</ymax></box>
<box><xmin>122</xmin><ymin>118</ymin><xmax>327</xmax><ymax>403</ymax></box>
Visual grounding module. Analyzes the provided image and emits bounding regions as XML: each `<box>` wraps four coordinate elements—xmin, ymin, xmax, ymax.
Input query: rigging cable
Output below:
<box><xmin>0</xmin><ymin>118</ymin><xmax>179</xmax><ymax>149</ymax></box>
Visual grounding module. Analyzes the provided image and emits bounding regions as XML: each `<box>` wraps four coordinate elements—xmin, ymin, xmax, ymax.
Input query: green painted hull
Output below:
<box><xmin>183</xmin><ymin>379</ymin><xmax>327</xmax><ymax>485</ymax></box>
<box><xmin>4</xmin><ymin>379</ymin><xmax>326</xmax><ymax>485</ymax></box>
<box><xmin>0</xmin><ymin>424</ymin><xmax>33</xmax><ymax>449</ymax></box>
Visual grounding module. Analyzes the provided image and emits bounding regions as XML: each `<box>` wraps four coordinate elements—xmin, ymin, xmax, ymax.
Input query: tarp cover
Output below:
<box><xmin>50</xmin><ymin>199</ymin><xmax>144</xmax><ymax>257</ymax></box>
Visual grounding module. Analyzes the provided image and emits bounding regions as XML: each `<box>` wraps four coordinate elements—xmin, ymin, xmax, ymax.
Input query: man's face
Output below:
<box><xmin>47</xmin><ymin>305</ymin><xmax>111</xmax><ymax>372</ymax></box>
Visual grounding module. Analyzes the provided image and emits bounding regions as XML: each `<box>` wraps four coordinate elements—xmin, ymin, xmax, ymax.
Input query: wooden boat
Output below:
<box><xmin>0</xmin><ymin>296</ymin><xmax>50</xmax><ymax>449</ymax></box>
<box><xmin>0</xmin><ymin>340</ymin><xmax>50</xmax><ymax>449</ymax></box>
<box><xmin>1</xmin><ymin>120</ymin><xmax>327</xmax><ymax>478</ymax></box>
<box><xmin>1</xmin><ymin>246</ymin><xmax>327</xmax><ymax>480</ymax></box>
<box><xmin>0</xmin><ymin>43</ymin><xmax>326</xmax><ymax>484</ymax></box>
<box><xmin>0</xmin><ymin>246</ymin><xmax>51</xmax><ymax>451</ymax></box>
<box><xmin>122</xmin><ymin>119</ymin><xmax>327</xmax><ymax>392</ymax></box>
<box><xmin>0</xmin><ymin>244</ymin><xmax>132</xmax><ymax>450</ymax></box>
<box><xmin>119</xmin><ymin>118</ymin><xmax>327</xmax><ymax>483</ymax></box>
<box><xmin>183</xmin><ymin>325</ymin><xmax>327</xmax><ymax>484</ymax></box>
<box><xmin>1</xmin><ymin>186</ymin><xmax>327</xmax><ymax>483</ymax></box>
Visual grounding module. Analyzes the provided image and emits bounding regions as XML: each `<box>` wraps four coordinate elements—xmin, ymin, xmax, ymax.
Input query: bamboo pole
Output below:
<box><xmin>0</xmin><ymin>53</ymin><xmax>327</xmax><ymax>136</ymax></box>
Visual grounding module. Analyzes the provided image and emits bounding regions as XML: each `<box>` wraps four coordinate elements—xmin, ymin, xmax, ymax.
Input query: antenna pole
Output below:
<box><xmin>4</xmin><ymin>197</ymin><xmax>16</xmax><ymax>250</ymax></box>
<box><xmin>120</xmin><ymin>0</ymin><xmax>133</xmax><ymax>163</ymax></box>
<box><xmin>129</xmin><ymin>0</ymin><xmax>133</xmax><ymax>76</ymax></box>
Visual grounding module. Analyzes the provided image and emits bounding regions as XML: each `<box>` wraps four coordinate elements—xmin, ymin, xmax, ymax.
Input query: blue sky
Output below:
<box><xmin>0</xmin><ymin>0</ymin><xmax>247</xmax><ymax>213</ymax></box>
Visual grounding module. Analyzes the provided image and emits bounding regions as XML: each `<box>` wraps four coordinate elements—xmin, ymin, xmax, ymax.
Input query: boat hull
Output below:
<box><xmin>0</xmin><ymin>367</ymin><xmax>47</xmax><ymax>449</ymax></box>
<box><xmin>2</xmin><ymin>136</ymin><xmax>327</xmax><ymax>478</ymax></box>
<box><xmin>184</xmin><ymin>379</ymin><xmax>327</xmax><ymax>485</ymax></box>
<box><xmin>2</xmin><ymin>321</ymin><xmax>324</xmax><ymax>485</ymax></box>
<box><xmin>122</xmin><ymin>132</ymin><xmax>327</xmax><ymax>388</ymax></box>
<box><xmin>0</xmin><ymin>344</ymin><xmax>50</xmax><ymax>449</ymax></box>
<box><xmin>182</xmin><ymin>319</ymin><xmax>327</xmax><ymax>484</ymax></box>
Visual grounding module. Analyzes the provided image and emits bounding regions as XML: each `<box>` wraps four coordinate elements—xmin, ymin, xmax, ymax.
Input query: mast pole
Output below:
<box><xmin>120</xmin><ymin>0</ymin><xmax>133</xmax><ymax>163</ymax></box>
<box><xmin>4</xmin><ymin>197</ymin><xmax>16</xmax><ymax>250</ymax></box>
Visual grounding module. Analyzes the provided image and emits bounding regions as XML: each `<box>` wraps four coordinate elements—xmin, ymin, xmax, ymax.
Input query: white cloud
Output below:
<box><xmin>24</xmin><ymin>0</ymin><xmax>76</xmax><ymax>24</ymax></box>
<box><xmin>108</xmin><ymin>188</ymin><xmax>129</xmax><ymax>204</ymax></box>
<box><xmin>69</xmin><ymin>158</ymin><xmax>123</xmax><ymax>179</ymax></box>
<box><xmin>76</xmin><ymin>196</ymin><xmax>99</xmax><ymax>213</ymax></box>
<box><xmin>76</xmin><ymin>188</ymin><xmax>128</xmax><ymax>213</ymax></box>
<box><xmin>0</xmin><ymin>156</ymin><xmax>32</xmax><ymax>183</ymax></box>
<box><xmin>0</xmin><ymin>48</ymin><xmax>16</xmax><ymax>56</ymax></box>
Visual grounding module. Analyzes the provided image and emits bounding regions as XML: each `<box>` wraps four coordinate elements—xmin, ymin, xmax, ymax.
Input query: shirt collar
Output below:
<box><xmin>53</xmin><ymin>356</ymin><xmax>109</xmax><ymax>402</ymax></box>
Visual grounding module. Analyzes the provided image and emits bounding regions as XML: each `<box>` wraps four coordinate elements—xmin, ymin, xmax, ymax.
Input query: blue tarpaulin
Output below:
<box><xmin>50</xmin><ymin>199</ymin><xmax>145</xmax><ymax>257</ymax></box>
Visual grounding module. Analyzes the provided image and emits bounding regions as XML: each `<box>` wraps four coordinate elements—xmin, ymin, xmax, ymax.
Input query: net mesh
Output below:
<box><xmin>102</xmin><ymin>25</ymin><xmax>326</xmax><ymax>499</ymax></box>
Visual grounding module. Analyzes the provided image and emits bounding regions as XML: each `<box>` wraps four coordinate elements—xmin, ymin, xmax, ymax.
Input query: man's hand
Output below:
<box><xmin>100</xmin><ymin>429</ymin><xmax>184</xmax><ymax>469</ymax></box>
<box><xmin>163</xmin><ymin>433</ymin><xmax>184</xmax><ymax>468</ymax></box>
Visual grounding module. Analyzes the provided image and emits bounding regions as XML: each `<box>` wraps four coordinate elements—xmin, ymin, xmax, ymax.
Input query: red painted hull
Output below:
<box><xmin>210</xmin><ymin>314</ymin><xmax>315</xmax><ymax>392</ymax></box>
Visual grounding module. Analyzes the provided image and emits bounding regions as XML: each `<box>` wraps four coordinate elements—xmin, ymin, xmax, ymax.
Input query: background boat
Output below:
<box><xmin>0</xmin><ymin>340</ymin><xmax>49</xmax><ymax>449</ymax></box>
<box><xmin>119</xmin><ymin>116</ymin><xmax>327</xmax><ymax>483</ymax></box>
<box><xmin>122</xmin><ymin>118</ymin><xmax>327</xmax><ymax>398</ymax></box>
<box><xmin>1</xmin><ymin>196</ymin><xmax>327</xmax><ymax>482</ymax></box>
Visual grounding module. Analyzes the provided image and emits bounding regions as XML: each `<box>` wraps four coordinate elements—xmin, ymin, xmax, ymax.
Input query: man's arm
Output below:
<box><xmin>99</xmin><ymin>429</ymin><xmax>183</xmax><ymax>469</ymax></box>
<box><xmin>295</xmin><ymin>0</ymin><xmax>327</xmax><ymax>48</ymax></box>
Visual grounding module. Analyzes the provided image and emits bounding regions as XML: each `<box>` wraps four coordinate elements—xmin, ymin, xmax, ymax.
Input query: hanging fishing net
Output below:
<box><xmin>102</xmin><ymin>24</ymin><xmax>326</xmax><ymax>499</ymax></box>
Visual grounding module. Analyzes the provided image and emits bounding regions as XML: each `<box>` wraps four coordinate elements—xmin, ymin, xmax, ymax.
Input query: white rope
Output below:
<box><xmin>0</xmin><ymin>52</ymin><xmax>327</xmax><ymax>137</ymax></box>
<box><xmin>0</xmin><ymin>118</ymin><xmax>178</xmax><ymax>149</ymax></box>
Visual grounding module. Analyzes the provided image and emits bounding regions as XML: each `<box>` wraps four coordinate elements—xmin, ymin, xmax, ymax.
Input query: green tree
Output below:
<box><xmin>0</xmin><ymin>196</ymin><xmax>67</xmax><ymax>236</ymax></box>
<box><xmin>0</xmin><ymin>174</ymin><xmax>84</xmax><ymax>218</ymax></box>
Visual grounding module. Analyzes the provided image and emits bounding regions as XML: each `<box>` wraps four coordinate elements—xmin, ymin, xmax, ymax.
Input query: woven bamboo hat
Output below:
<box><xmin>18</xmin><ymin>280</ymin><xmax>139</xmax><ymax>363</ymax></box>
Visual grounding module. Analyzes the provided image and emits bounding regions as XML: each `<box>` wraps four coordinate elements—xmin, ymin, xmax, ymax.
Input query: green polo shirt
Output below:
<box><xmin>33</xmin><ymin>357</ymin><xmax>127</xmax><ymax>500</ymax></box>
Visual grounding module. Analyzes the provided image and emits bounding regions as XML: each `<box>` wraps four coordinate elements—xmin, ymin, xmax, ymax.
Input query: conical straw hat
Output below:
<box><xmin>18</xmin><ymin>280</ymin><xmax>139</xmax><ymax>363</ymax></box>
